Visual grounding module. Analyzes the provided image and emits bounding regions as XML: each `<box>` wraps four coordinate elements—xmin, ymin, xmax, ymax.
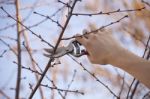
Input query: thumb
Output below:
<box><xmin>75</xmin><ymin>34</ymin><xmax>88</xmax><ymax>46</ymax></box>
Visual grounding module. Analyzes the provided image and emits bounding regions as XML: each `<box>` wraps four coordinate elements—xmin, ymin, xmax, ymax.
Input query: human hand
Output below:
<box><xmin>76</xmin><ymin>28</ymin><xmax>150</xmax><ymax>89</ymax></box>
<box><xmin>75</xmin><ymin>29</ymin><xmax>125</xmax><ymax>65</ymax></box>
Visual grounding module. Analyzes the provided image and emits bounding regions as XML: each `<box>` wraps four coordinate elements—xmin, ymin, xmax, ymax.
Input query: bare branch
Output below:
<box><xmin>22</xmin><ymin>42</ymin><xmax>42</xmax><ymax>72</ymax></box>
<box><xmin>143</xmin><ymin>34</ymin><xmax>150</xmax><ymax>58</ymax></box>
<box><xmin>40</xmin><ymin>84</ymin><xmax>84</xmax><ymax>95</ymax></box>
<box><xmin>72</xmin><ymin>7</ymin><xmax>145</xmax><ymax>16</ymax></box>
<box><xmin>0</xmin><ymin>50</ymin><xmax>7</xmax><ymax>57</ymax></box>
<box><xmin>68</xmin><ymin>55</ymin><xmax>119</xmax><ymax>99</ymax></box>
<box><xmin>33</xmin><ymin>12</ymin><xmax>64</xmax><ymax>29</ymax></box>
<box><xmin>0</xmin><ymin>35</ymin><xmax>17</xmax><ymax>41</ymax></box>
<box><xmin>29</xmin><ymin>83</ymin><xmax>34</xmax><ymax>92</ymax></box>
<box><xmin>142</xmin><ymin>91</ymin><xmax>150</xmax><ymax>99</ymax></box>
<box><xmin>118</xmin><ymin>73</ymin><xmax>125</xmax><ymax>98</ymax></box>
<box><xmin>58</xmin><ymin>0</ymin><xmax>72</xmax><ymax>8</ymax></box>
<box><xmin>0</xmin><ymin>38</ymin><xmax>17</xmax><ymax>56</ymax></box>
<box><xmin>0</xmin><ymin>7</ymin><xmax>54</xmax><ymax>48</ymax></box>
<box><xmin>28</xmin><ymin>0</ymin><xmax>79</xmax><ymax>98</ymax></box>
<box><xmin>13</xmin><ymin>60</ymin><xmax>64</xmax><ymax>98</ymax></box>
<box><xmin>142</xmin><ymin>0</ymin><xmax>150</xmax><ymax>7</ymax></box>
<box><xmin>62</xmin><ymin>15</ymin><xmax>128</xmax><ymax>40</ymax></box>
<box><xmin>0</xmin><ymin>90</ymin><xmax>10</xmax><ymax>99</ymax></box>
<box><xmin>19</xmin><ymin>18</ymin><xmax>48</xmax><ymax>33</ymax></box>
<box><xmin>64</xmin><ymin>70</ymin><xmax>77</xmax><ymax>98</ymax></box>
<box><xmin>126</xmin><ymin>78</ymin><xmax>136</xmax><ymax>99</ymax></box>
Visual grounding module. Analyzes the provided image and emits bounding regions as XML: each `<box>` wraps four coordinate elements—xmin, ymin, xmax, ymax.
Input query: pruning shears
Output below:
<box><xmin>44</xmin><ymin>40</ymin><xmax>88</xmax><ymax>58</ymax></box>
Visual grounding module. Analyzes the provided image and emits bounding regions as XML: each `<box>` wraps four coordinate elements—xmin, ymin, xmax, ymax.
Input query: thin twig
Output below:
<box><xmin>13</xmin><ymin>60</ymin><xmax>64</xmax><ymax>98</ymax></box>
<box><xmin>61</xmin><ymin>15</ymin><xmax>128</xmax><ymax>40</ymax></box>
<box><xmin>143</xmin><ymin>34</ymin><xmax>150</xmax><ymax>58</ymax></box>
<box><xmin>68</xmin><ymin>55</ymin><xmax>119</xmax><ymax>99</ymax></box>
<box><xmin>142</xmin><ymin>91</ymin><xmax>150</xmax><ymax>99</ymax></box>
<box><xmin>147</xmin><ymin>49</ymin><xmax>150</xmax><ymax>59</ymax></box>
<box><xmin>118</xmin><ymin>72</ymin><xmax>125</xmax><ymax>98</ymax></box>
<box><xmin>0</xmin><ymin>50</ymin><xmax>7</xmax><ymax>57</ymax></box>
<box><xmin>142</xmin><ymin>0</ymin><xmax>150</xmax><ymax>7</ymax></box>
<box><xmin>33</xmin><ymin>11</ymin><xmax>64</xmax><ymax>29</ymax></box>
<box><xmin>130</xmin><ymin>80</ymin><xmax>139</xmax><ymax>99</ymax></box>
<box><xmin>41</xmin><ymin>84</ymin><xmax>84</xmax><ymax>95</ymax></box>
<box><xmin>29</xmin><ymin>83</ymin><xmax>33</xmax><ymax>92</ymax></box>
<box><xmin>0</xmin><ymin>7</ymin><xmax>54</xmax><ymax>48</ymax></box>
<box><xmin>50</xmin><ymin>5</ymin><xmax>66</xmax><ymax>18</ymax></box>
<box><xmin>19</xmin><ymin>63</ymin><xmax>42</xmax><ymax>75</ymax></box>
<box><xmin>126</xmin><ymin>78</ymin><xmax>136</xmax><ymax>99</ymax></box>
<box><xmin>58</xmin><ymin>0</ymin><xmax>72</xmax><ymax>8</ymax></box>
<box><xmin>19</xmin><ymin>40</ymin><xmax>64</xmax><ymax>98</ymax></box>
<box><xmin>64</xmin><ymin>70</ymin><xmax>77</xmax><ymax>98</ymax></box>
<box><xmin>72</xmin><ymin>7</ymin><xmax>145</xmax><ymax>16</ymax></box>
<box><xmin>19</xmin><ymin>18</ymin><xmax>48</xmax><ymax>33</ymax></box>
<box><xmin>13</xmin><ymin>61</ymin><xmax>60</xmax><ymax>76</ymax></box>
<box><xmin>22</xmin><ymin>42</ymin><xmax>43</xmax><ymax>72</ymax></box>
<box><xmin>28</xmin><ymin>0</ymin><xmax>79</xmax><ymax>98</ymax></box>
<box><xmin>0</xmin><ymin>35</ymin><xmax>17</xmax><ymax>41</ymax></box>
<box><xmin>0</xmin><ymin>3</ymin><xmax>66</xmax><ymax>31</ymax></box>
<box><xmin>0</xmin><ymin>90</ymin><xmax>10</xmax><ymax>99</ymax></box>
<box><xmin>0</xmin><ymin>38</ymin><xmax>17</xmax><ymax>56</ymax></box>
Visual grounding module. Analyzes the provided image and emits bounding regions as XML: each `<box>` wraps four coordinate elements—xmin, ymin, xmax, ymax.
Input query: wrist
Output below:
<box><xmin>111</xmin><ymin>49</ymin><xmax>150</xmax><ymax>88</ymax></box>
<box><xmin>110</xmin><ymin>48</ymin><xmax>142</xmax><ymax>69</ymax></box>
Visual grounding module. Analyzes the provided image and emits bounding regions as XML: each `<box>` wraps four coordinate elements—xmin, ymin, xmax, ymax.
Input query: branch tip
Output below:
<box><xmin>0</xmin><ymin>6</ymin><xmax>3</xmax><ymax>10</ymax></box>
<box><xmin>125</xmin><ymin>15</ymin><xmax>128</xmax><ymax>17</ymax></box>
<box><xmin>33</xmin><ymin>11</ymin><xmax>37</xmax><ymax>14</ymax></box>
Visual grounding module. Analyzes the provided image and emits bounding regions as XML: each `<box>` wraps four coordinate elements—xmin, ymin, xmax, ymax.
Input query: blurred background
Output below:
<box><xmin>0</xmin><ymin>0</ymin><xmax>150</xmax><ymax>99</ymax></box>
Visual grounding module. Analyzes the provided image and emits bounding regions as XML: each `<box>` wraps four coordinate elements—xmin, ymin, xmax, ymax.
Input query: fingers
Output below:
<box><xmin>82</xmin><ymin>29</ymin><xmax>89</xmax><ymax>39</ymax></box>
<box><xmin>82</xmin><ymin>29</ymin><xmax>96</xmax><ymax>39</ymax></box>
<box><xmin>75</xmin><ymin>34</ymin><xmax>89</xmax><ymax>46</ymax></box>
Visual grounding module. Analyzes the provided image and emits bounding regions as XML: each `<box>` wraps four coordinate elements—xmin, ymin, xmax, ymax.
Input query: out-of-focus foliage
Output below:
<box><xmin>0</xmin><ymin>0</ymin><xmax>149</xmax><ymax>99</ymax></box>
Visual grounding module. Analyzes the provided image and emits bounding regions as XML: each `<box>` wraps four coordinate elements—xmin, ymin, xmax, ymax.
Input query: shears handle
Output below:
<box><xmin>71</xmin><ymin>40</ymin><xmax>89</xmax><ymax>57</ymax></box>
<box><xmin>72</xmin><ymin>40</ymin><xmax>81</xmax><ymax>55</ymax></box>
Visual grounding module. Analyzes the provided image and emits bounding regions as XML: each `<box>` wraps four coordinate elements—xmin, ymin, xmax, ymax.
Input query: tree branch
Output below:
<box><xmin>0</xmin><ymin>7</ymin><xmax>54</xmax><ymax>48</ymax></box>
<box><xmin>41</xmin><ymin>84</ymin><xmax>84</xmax><ymax>95</ymax></box>
<box><xmin>68</xmin><ymin>55</ymin><xmax>119</xmax><ymax>99</ymax></box>
<box><xmin>72</xmin><ymin>7</ymin><xmax>145</xmax><ymax>16</ymax></box>
<box><xmin>28</xmin><ymin>0</ymin><xmax>79</xmax><ymax>98</ymax></box>
<box><xmin>62</xmin><ymin>15</ymin><xmax>128</xmax><ymax>40</ymax></box>
<box><xmin>15</xmin><ymin>0</ymin><xmax>22</xmax><ymax>98</ymax></box>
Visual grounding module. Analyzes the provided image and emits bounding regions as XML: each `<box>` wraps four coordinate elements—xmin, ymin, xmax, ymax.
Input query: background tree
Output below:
<box><xmin>0</xmin><ymin>0</ymin><xmax>150</xmax><ymax>99</ymax></box>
